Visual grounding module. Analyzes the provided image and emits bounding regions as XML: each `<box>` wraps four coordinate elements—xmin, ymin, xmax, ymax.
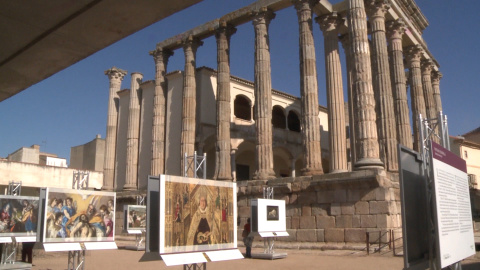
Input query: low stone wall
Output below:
<box><xmin>236</xmin><ymin>169</ymin><xmax>401</xmax><ymax>245</ymax></box>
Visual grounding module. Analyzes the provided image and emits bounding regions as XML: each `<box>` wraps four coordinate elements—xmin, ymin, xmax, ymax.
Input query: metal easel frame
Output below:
<box><xmin>1</xmin><ymin>181</ymin><xmax>22</xmax><ymax>265</ymax></box>
<box><xmin>67</xmin><ymin>171</ymin><xmax>90</xmax><ymax>270</ymax></box>
<box><xmin>262</xmin><ymin>187</ymin><xmax>276</xmax><ymax>254</ymax></box>
<box><xmin>184</xmin><ymin>151</ymin><xmax>206</xmax><ymax>179</ymax></box>
<box><xmin>419</xmin><ymin>112</ymin><xmax>461</xmax><ymax>270</ymax></box>
<box><xmin>135</xmin><ymin>195</ymin><xmax>146</xmax><ymax>248</ymax></box>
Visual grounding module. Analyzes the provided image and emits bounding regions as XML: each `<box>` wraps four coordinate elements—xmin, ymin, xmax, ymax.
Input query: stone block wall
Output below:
<box><xmin>236</xmin><ymin>170</ymin><xmax>402</xmax><ymax>245</ymax></box>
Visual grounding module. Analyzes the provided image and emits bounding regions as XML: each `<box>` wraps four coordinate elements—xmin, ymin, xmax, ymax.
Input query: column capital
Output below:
<box><xmin>386</xmin><ymin>18</ymin><xmax>406</xmax><ymax>40</ymax></box>
<box><xmin>182</xmin><ymin>35</ymin><xmax>203</xmax><ymax>52</ymax></box>
<box><xmin>104</xmin><ymin>66</ymin><xmax>127</xmax><ymax>81</ymax></box>
<box><xmin>365</xmin><ymin>0</ymin><xmax>390</xmax><ymax>19</ymax></box>
<box><xmin>252</xmin><ymin>8</ymin><xmax>276</xmax><ymax>26</ymax></box>
<box><xmin>405</xmin><ymin>44</ymin><xmax>423</xmax><ymax>65</ymax></box>
<box><xmin>421</xmin><ymin>59</ymin><xmax>434</xmax><ymax>74</ymax></box>
<box><xmin>292</xmin><ymin>0</ymin><xmax>317</xmax><ymax>12</ymax></box>
<box><xmin>316</xmin><ymin>12</ymin><xmax>341</xmax><ymax>33</ymax></box>
<box><xmin>150</xmin><ymin>47</ymin><xmax>174</xmax><ymax>63</ymax></box>
<box><xmin>432</xmin><ymin>71</ymin><xmax>443</xmax><ymax>82</ymax></box>
<box><xmin>215</xmin><ymin>21</ymin><xmax>237</xmax><ymax>39</ymax></box>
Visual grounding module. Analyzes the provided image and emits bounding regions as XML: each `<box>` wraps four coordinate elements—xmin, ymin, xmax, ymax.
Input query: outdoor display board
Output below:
<box><xmin>431</xmin><ymin>141</ymin><xmax>475</xmax><ymax>268</ymax></box>
<box><xmin>125</xmin><ymin>205</ymin><xmax>146</xmax><ymax>231</ymax></box>
<box><xmin>41</xmin><ymin>188</ymin><xmax>116</xmax><ymax>243</ymax></box>
<box><xmin>250</xmin><ymin>199</ymin><xmax>287</xmax><ymax>235</ymax></box>
<box><xmin>0</xmin><ymin>195</ymin><xmax>39</xmax><ymax>237</ymax></box>
<box><xmin>159</xmin><ymin>175</ymin><xmax>237</xmax><ymax>254</ymax></box>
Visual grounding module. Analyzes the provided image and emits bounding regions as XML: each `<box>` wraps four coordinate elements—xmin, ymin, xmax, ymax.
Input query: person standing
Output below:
<box><xmin>242</xmin><ymin>218</ymin><xmax>253</xmax><ymax>258</ymax></box>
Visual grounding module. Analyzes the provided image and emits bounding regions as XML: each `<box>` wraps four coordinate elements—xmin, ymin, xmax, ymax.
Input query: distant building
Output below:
<box><xmin>450</xmin><ymin>127</ymin><xmax>480</xmax><ymax>190</ymax></box>
<box><xmin>70</xmin><ymin>134</ymin><xmax>105</xmax><ymax>172</ymax></box>
<box><xmin>7</xmin><ymin>144</ymin><xmax>67</xmax><ymax>167</ymax></box>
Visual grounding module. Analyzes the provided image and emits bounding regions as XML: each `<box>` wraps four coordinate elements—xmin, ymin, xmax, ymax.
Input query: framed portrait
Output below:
<box><xmin>159</xmin><ymin>175</ymin><xmax>237</xmax><ymax>254</ymax></box>
<box><xmin>42</xmin><ymin>188</ymin><xmax>116</xmax><ymax>243</ymax></box>
<box><xmin>250</xmin><ymin>199</ymin><xmax>286</xmax><ymax>233</ymax></box>
<box><xmin>126</xmin><ymin>205</ymin><xmax>146</xmax><ymax>231</ymax></box>
<box><xmin>0</xmin><ymin>195</ymin><xmax>39</xmax><ymax>237</ymax></box>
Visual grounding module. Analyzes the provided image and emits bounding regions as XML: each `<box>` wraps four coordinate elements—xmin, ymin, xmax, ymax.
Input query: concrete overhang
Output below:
<box><xmin>0</xmin><ymin>0</ymin><xmax>202</xmax><ymax>102</ymax></box>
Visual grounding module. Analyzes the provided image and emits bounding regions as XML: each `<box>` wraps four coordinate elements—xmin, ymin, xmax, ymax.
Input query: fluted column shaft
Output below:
<box><xmin>125</xmin><ymin>72</ymin><xmax>143</xmax><ymax>190</ymax></box>
<box><xmin>347</xmin><ymin>0</ymin><xmax>383</xmax><ymax>169</ymax></box>
<box><xmin>214</xmin><ymin>23</ymin><xmax>236</xmax><ymax>181</ymax></box>
<box><xmin>366</xmin><ymin>0</ymin><xmax>397</xmax><ymax>171</ymax></box>
<box><xmin>295</xmin><ymin>0</ymin><xmax>323</xmax><ymax>176</ymax></box>
<box><xmin>339</xmin><ymin>33</ymin><xmax>356</xmax><ymax>170</ymax></box>
<box><xmin>180</xmin><ymin>37</ymin><xmax>203</xmax><ymax>177</ymax></box>
<box><xmin>150</xmin><ymin>48</ymin><xmax>173</xmax><ymax>176</ymax></box>
<box><xmin>405</xmin><ymin>45</ymin><xmax>426</xmax><ymax>152</ymax></box>
<box><xmin>252</xmin><ymin>9</ymin><xmax>276</xmax><ymax>180</ymax></box>
<box><xmin>317</xmin><ymin>12</ymin><xmax>347</xmax><ymax>173</ymax></box>
<box><xmin>421</xmin><ymin>60</ymin><xmax>436</xmax><ymax>120</ymax></box>
<box><xmin>432</xmin><ymin>71</ymin><xmax>443</xmax><ymax>113</ymax></box>
<box><xmin>104</xmin><ymin>67</ymin><xmax>127</xmax><ymax>190</ymax></box>
<box><xmin>386</xmin><ymin>19</ymin><xmax>412</xmax><ymax>149</ymax></box>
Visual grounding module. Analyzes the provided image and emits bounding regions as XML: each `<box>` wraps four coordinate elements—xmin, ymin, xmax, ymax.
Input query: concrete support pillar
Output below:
<box><xmin>124</xmin><ymin>72</ymin><xmax>143</xmax><ymax>190</ymax></box>
<box><xmin>317</xmin><ymin>12</ymin><xmax>347</xmax><ymax>173</ymax></box>
<box><xmin>294</xmin><ymin>0</ymin><xmax>323</xmax><ymax>176</ymax></box>
<box><xmin>150</xmin><ymin>48</ymin><xmax>173</xmax><ymax>176</ymax></box>
<box><xmin>104</xmin><ymin>67</ymin><xmax>127</xmax><ymax>190</ymax></box>
<box><xmin>252</xmin><ymin>8</ymin><xmax>276</xmax><ymax>180</ymax></box>
<box><xmin>346</xmin><ymin>0</ymin><xmax>383</xmax><ymax>170</ymax></box>
<box><xmin>386</xmin><ymin>19</ymin><xmax>412</xmax><ymax>149</ymax></box>
<box><xmin>180</xmin><ymin>36</ymin><xmax>203</xmax><ymax>177</ymax></box>
<box><xmin>366</xmin><ymin>0</ymin><xmax>397</xmax><ymax>171</ymax></box>
<box><xmin>421</xmin><ymin>59</ymin><xmax>436</xmax><ymax>120</ymax></box>
<box><xmin>339</xmin><ymin>33</ymin><xmax>356</xmax><ymax>170</ymax></box>
<box><xmin>405</xmin><ymin>44</ymin><xmax>426</xmax><ymax>152</ymax></box>
<box><xmin>432</xmin><ymin>71</ymin><xmax>443</xmax><ymax>113</ymax></box>
<box><xmin>214</xmin><ymin>22</ymin><xmax>236</xmax><ymax>181</ymax></box>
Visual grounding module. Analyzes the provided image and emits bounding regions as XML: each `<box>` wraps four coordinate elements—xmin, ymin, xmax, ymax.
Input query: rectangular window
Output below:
<box><xmin>464</xmin><ymin>150</ymin><xmax>468</xmax><ymax>158</ymax></box>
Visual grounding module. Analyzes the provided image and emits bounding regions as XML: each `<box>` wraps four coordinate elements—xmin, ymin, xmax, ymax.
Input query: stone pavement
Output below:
<box><xmin>25</xmin><ymin>239</ymin><xmax>480</xmax><ymax>270</ymax></box>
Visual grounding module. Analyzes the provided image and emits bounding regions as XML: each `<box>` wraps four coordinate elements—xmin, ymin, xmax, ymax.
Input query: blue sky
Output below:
<box><xmin>1</xmin><ymin>0</ymin><xmax>479</xmax><ymax>162</ymax></box>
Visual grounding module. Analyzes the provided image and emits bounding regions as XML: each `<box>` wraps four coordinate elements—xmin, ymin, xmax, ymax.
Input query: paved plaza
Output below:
<box><xmin>29</xmin><ymin>243</ymin><xmax>480</xmax><ymax>270</ymax></box>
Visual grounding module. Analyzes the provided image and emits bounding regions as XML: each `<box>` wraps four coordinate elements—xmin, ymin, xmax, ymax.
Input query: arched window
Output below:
<box><xmin>272</xmin><ymin>105</ymin><xmax>286</xmax><ymax>129</ymax></box>
<box><xmin>287</xmin><ymin>111</ymin><xmax>300</xmax><ymax>132</ymax></box>
<box><xmin>234</xmin><ymin>95</ymin><xmax>251</xmax><ymax>121</ymax></box>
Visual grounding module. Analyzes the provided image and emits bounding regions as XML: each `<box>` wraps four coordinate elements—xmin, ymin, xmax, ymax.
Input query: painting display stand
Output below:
<box><xmin>125</xmin><ymin>230</ymin><xmax>145</xmax><ymax>251</ymax></box>
<box><xmin>251</xmin><ymin>232</ymin><xmax>288</xmax><ymax>260</ymax></box>
<box><xmin>0</xmin><ymin>237</ymin><xmax>33</xmax><ymax>269</ymax></box>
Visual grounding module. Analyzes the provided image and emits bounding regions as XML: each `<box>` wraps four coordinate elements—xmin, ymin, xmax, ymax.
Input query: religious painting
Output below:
<box><xmin>127</xmin><ymin>205</ymin><xmax>146</xmax><ymax>230</ymax></box>
<box><xmin>159</xmin><ymin>175</ymin><xmax>237</xmax><ymax>254</ymax></box>
<box><xmin>42</xmin><ymin>188</ymin><xmax>116</xmax><ymax>243</ymax></box>
<box><xmin>0</xmin><ymin>195</ymin><xmax>39</xmax><ymax>237</ymax></box>
<box><xmin>266</xmin><ymin>205</ymin><xmax>279</xmax><ymax>221</ymax></box>
<box><xmin>251</xmin><ymin>199</ymin><xmax>286</xmax><ymax>233</ymax></box>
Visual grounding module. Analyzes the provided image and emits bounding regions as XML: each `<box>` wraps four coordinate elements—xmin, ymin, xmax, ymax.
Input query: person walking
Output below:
<box><xmin>242</xmin><ymin>218</ymin><xmax>253</xmax><ymax>258</ymax></box>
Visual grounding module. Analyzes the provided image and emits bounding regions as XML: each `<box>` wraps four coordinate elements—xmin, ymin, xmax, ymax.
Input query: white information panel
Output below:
<box><xmin>15</xmin><ymin>236</ymin><xmax>36</xmax><ymax>243</ymax></box>
<box><xmin>259</xmin><ymin>231</ymin><xmax>289</xmax><ymax>237</ymax></box>
<box><xmin>161</xmin><ymin>252</ymin><xmax>207</xmax><ymax>266</ymax></box>
<box><xmin>251</xmin><ymin>199</ymin><xmax>287</xmax><ymax>233</ymax></box>
<box><xmin>84</xmin><ymin>241</ymin><xmax>118</xmax><ymax>250</ymax></box>
<box><xmin>205</xmin><ymin>249</ymin><xmax>244</xmax><ymax>261</ymax></box>
<box><xmin>0</xmin><ymin>237</ymin><xmax>12</xmax><ymax>243</ymax></box>
<box><xmin>431</xmin><ymin>141</ymin><xmax>475</xmax><ymax>268</ymax></box>
<box><xmin>43</xmin><ymin>243</ymin><xmax>82</xmax><ymax>252</ymax></box>
<box><xmin>127</xmin><ymin>230</ymin><xmax>143</xmax><ymax>234</ymax></box>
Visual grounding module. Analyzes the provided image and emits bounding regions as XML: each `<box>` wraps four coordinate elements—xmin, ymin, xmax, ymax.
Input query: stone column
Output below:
<box><xmin>317</xmin><ymin>12</ymin><xmax>347</xmax><ymax>173</ymax></box>
<box><xmin>386</xmin><ymin>19</ymin><xmax>412</xmax><ymax>149</ymax></box>
<box><xmin>366</xmin><ymin>0</ymin><xmax>397</xmax><ymax>171</ymax></box>
<box><xmin>294</xmin><ymin>0</ymin><xmax>323</xmax><ymax>176</ymax></box>
<box><xmin>405</xmin><ymin>44</ymin><xmax>426</xmax><ymax>152</ymax></box>
<box><xmin>124</xmin><ymin>72</ymin><xmax>143</xmax><ymax>190</ymax></box>
<box><xmin>421</xmin><ymin>59</ymin><xmax>436</xmax><ymax>120</ymax></box>
<box><xmin>180</xmin><ymin>36</ymin><xmax>203</xmax><ymax>177</ymax></box>
<box><xmin>291</xmin><ymin>158</ymin><xmax>296</xmax><ymax>177</ymax></box>
<box><xmin>346</xmin><ymin>0</ymin><xmax>383</xmax><ymax>169</ymax></box>
<box><xmin>339</xmin><ymin>33</ymin><xmax>356</xmax><ymax>170</ymax></box>
<box><xmin>231</xmin><ymin>148</ymin><xmax>237</xmax><ymax>182</ymax></box>
<box><xmin>432</xmin><ymin>71</ymin><xmax>443</xmax><ymax>113</ymax></box>
<box><xmin>214</xmin><ymin>22</ymin><xmax>236</xmax><ymax>181</ymax></box>
<box><xmin>252</xmin><ymin>8</ymin><xmax>276</xmax><ymax>180</ymax></box>
<box><xmin>104</xmin><ymin>67</ymin><xmax>127</xmax><ymax>190</ymax></box>
<box><xmin>150</xmin><ymin>48</ymin><xmax>173</xmax><ymax>176</ymax></box>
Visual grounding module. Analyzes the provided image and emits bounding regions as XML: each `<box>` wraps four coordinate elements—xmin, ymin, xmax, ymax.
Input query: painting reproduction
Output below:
<box><xmin>127</xmin><ymin>205</ymin><xmax>146</xmax><ymax>230</ymax></box>
<box><xmin>43</xmin><ymin>188</ymin><xmax>116</xmax><ymax>243</ymax></box>
<box><xmin>159</xmin><ymin>175</ymin><xmax>237</xmax><ymax>254</ymax></box>
<box><xmin>266</xmin><ymin>205</ymin><xmax>279</xmax><ymax>221</ymax></box>
<box><xmin>0</xmin><ymin>195</ymin><xmax>39</xmax><ymax>237</ymax></box>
